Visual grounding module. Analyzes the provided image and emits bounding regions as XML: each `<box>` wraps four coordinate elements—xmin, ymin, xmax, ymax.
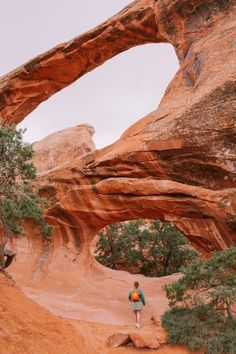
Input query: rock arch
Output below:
<box><xmin>0</xmin><ymin>0</ymin><xmax>235</xmax><ymax>267</ymax></box>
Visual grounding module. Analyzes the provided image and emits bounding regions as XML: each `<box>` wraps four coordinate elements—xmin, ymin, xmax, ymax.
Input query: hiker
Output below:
<box><xmin>128</xmin><ymin>281</ymin><xmax>145</xmax><ymax>328</ymax></box>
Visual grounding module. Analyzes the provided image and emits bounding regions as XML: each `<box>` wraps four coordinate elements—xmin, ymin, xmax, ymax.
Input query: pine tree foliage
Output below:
<box><xmin>95</xmin><ymin>222</ymin><xmax>124</xmax><ymax>270</ymax></box>
<box><xmin>95</xmin><ymin>220</ymin><xmax>198</xmax><ymax>276</ymax></box>
<box><xmin>162</xmin><ymin>247</ymin><xmax>236</xmax><ymax>353</ymax></box>
<box><xmin>0</xmin><ymin>126</ymin><xmax>52</xmax><ymax>270</ymax></box>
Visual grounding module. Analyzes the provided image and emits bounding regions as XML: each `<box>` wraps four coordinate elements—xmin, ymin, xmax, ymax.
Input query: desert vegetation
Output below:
<box><xmin>162</xmin><ymin>247</ymin><xmax>236</xmax><ymax>354</ymax></box>
<box><xmin>95</xmin><ymin>219</ymin><xmax>198</xmax><ymax>277</ymax></box>
<box><xmin>0</xmin><ymin>126</ymin><xmax>51</xmax><ymax>274</ymax></box>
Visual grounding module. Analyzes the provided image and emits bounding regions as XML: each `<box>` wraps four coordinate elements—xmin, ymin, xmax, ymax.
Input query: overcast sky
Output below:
<box><xmin>0</xmin><ymin>1</ymin><xmax>179</xmax><ymax>149</ymax></box>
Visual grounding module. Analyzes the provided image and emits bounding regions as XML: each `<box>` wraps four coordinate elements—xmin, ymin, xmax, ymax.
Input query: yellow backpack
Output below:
<box><xmin>131</xmin><ymin>288</ymin><xmax>140</xmax><ymax>302</ymax></box>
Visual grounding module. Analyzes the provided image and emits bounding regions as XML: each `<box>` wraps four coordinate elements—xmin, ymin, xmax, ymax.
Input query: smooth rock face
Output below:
<box><xmin>1</xmin><ymin>0</ymin><xmax>235</xmax><ymax>256</ymax></box>
<box><xmin>1</xmin><ymin>0</ymin><xmax>236</xmax><ymax>325</ymax></box>
<box><xmin>130</xmin><ymin>332</ymin><xmax>160</xmax><ymax>349</ymax></box>
<box><xmin>33</xmin><ymin>124</ymin><xmax>95</xmax><ymax>173</ymax></box>
<box><xmin>107</xmin><ymin>331</ymin><xmax>161</xmax><ymax>349</ymax></box>
<box><xmin>107</xmin><ymin>332</ymin><xmax>131</xmax><ymax>348</ymax></box>
<box><xmin>0</xmin><ymin>275</ymin><xmax>90</xmax><ymax>354</ymax></box>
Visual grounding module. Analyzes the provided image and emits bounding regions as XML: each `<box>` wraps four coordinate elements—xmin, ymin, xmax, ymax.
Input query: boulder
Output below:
<box><xmin>107</xmin><ymin>332</ymin><xmax>131</xmax><ymax>348</ymax></box>
<box><xmin>130</xmin><ymin>332</ymin><xmax>160</xmax><ymax>349</ymax></box>
<box><xmin>33</xmin><ymin>124</ymin><xmax>95</xmax><ymax>173</ymax></box>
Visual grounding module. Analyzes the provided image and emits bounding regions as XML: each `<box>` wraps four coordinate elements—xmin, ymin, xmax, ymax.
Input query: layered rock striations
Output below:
<box><xmin>0</xmin><ymin>0</ymin><xmax>235</xmax><ymax>297</ymax></box>
<box><xmin>33</xmin><ymin>124</ymin><xmax>95</xmax><ymax>173</ymax></box>
<box><xmin>0</xmin><ymin>0</ymin><xmax>159</xmax><ymax>126</ymax></box>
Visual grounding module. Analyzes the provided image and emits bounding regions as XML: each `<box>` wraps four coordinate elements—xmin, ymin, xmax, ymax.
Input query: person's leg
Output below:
<box><xmin>136</xmin><ymin>310</ymin><xmax>141</xmax><ymax>326</ymax></box>
<box><xmin>133</xmin><ymin>310</ymin><xmax>138</xmax><ymax>324</ymax></box>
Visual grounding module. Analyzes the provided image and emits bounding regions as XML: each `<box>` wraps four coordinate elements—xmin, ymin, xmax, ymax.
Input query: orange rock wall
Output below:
<box><xmin>0</xmin><ymin>0</ymin><xmax>235</xmax><ymax>278</ymax></box>
<box><xmin>0</xmin><ymin>275</ymin><xmax>90</xmax><ymax>354</ymax></box>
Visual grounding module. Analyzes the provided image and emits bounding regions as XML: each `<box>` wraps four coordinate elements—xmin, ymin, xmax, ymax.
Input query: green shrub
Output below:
<box><xmin>0</xmin><ymin>126</ymin><xmax>52</xmax><ymax>271</ymax></box>
<box><xmin>162</xmin><ymin>247</ymin><xmax>236</xmax><ymax>353</ymax></box>
<box><xmin>95</xmin><ymin>220</ymin><xmax>198</xmax><ymax>276</ymax></box>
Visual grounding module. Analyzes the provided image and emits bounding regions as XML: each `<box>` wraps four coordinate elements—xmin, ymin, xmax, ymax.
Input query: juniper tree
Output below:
<box><xmin>95</xmin><ymin>220</ymin><xmax>198</xmax><ymax>276</ymax></box>
<box><xmin>95</xmin><ymin>222</ymin><xmax>124</xmax><ymax>269</ymax></box>
<box><xmin>0</xmin><ymin>126</ymin><xmax>51</xmax><ymax>273</ymax></box>
<box><xmin>141</xmin><ymin>220</ymin><xmax>198</xmax><ymax>276</ymax></box>
<box><xmin>162</xmin><ymin>247</ymin><xmax>236</xmax><ymax>353</ymax></box>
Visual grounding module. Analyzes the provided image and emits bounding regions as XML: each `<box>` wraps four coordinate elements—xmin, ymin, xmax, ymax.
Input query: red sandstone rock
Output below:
<box><xmin>0</xmin><ymin>275</ymin><xmax>90</xmax><ymax>354</ymax></box>
<box><xmin>130</xmin><ymin>332</ymin><xmax>160</xmax><ymax>349</ymax></box>
<box><xmin>151</xmin><ymin>314</ymin><xmax>161</xmax><ymax>325</ymax></box>
<box><xmin>1</xmin><ymin>0</ymin><xmax>234</xmax><ymax>255</ymax></box>
<box><xmin>33</xmin><ymin>124</ymin><xmax>95</xmax><ymax>173</ymax></box>
<box><xmin>0</xmin><ymin>0</ymin><xmax>159</xmax><ymax>126</ymax></box>
<box><xmin>0</xmin><ymin>0</ymin><xmax>235</xmax><ymax>340</ymax></box>
<box><xmin>107</xmin><ymin>332</ymin><xmax>131</xmax><ymax>347</ymax></box>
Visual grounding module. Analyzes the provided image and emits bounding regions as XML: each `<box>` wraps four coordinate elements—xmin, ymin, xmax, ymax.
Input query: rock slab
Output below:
<box><xmin>130</xmin><ymin>332</ymin><xmax>160</xmax><ymax>349</ymax></box>
<box><xmin>107</xmin><ymin>332</ymin><xmax>131</xmax><ymax>348</ymax></box>
<box><xmin>108</xmin><ymin>331</ymin><xmax>161</xmax><ymax>349</ymax></box>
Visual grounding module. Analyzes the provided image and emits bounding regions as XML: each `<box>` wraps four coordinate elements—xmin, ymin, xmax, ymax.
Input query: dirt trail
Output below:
<box><xmin>0</xmin><ymin>274</ymin><xmax>191</xmax><ymax>354</ymax></box>
<box><xmin>70</xmin><ymin>319</ymin><xmax>190</xmax><ymax>354</ymax></box>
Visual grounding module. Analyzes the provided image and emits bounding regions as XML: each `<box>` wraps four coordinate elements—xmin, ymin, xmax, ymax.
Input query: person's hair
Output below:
<box><xmin>134</xmin><ymin>281</ymin><xmax>139</xmax><ymax>288</ymax></box>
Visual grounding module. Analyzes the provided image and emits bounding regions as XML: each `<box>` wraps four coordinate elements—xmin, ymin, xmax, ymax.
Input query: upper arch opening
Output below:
<box><xmin>18</xmin><ymin>43</ymin><xmax>179</xmax><ymax>149</ymax></box>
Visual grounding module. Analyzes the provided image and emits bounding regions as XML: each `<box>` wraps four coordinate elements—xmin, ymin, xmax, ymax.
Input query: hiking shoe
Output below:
<box><xmin>135</xmin><ymin>323</ymin><xmax>140</xmax><ymax>329</ymax></box>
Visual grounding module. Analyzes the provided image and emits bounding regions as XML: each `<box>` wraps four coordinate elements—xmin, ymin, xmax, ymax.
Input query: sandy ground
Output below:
<box><xmin>3</xmin><ymin>235</ymin><xmax>195</xmax><ymax>354</ymax></box>
<box><xmin>69</xmin><ymin>319</ymin><xmax>191</xmax><ymax>354</ymax></box>
<box><xmin>0</xmin><ymin>273</ymin><xmax>192</xmax><ymax>354</ymax></box>
<box><xmin>0</xmin><ymin>275</ymin><xmax>90</xmax><ymax>354</ymax></box>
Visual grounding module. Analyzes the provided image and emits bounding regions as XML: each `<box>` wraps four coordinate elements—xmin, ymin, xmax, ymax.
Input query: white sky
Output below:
<box><xmin>0</xmin><ymin>1</ymin><xmax>179</xmax><ymax>149</ymax></box>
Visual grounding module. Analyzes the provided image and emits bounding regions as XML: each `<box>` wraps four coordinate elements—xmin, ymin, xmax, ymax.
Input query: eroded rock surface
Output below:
<box><xmin>107</xmin><ymin>332</ymin><xmax>131</xmax><ymax>348</ymax></box>
<box><xmin>130</xmin><ymin>332</ymin><xmax>160</xmax><ymax>349</ymax></box>
<box><xmin>0</xmin><ymin>0</ymin><xmax>236</xmax><ymax>328</ymax></box>
<box><xmin>33</xmin><ymin>124</ymin><xmax>95</xmax><ymax>173</ymax></box>
<box><xmin>0</xmin><ymin>275</ymin><xmax>90</xmax><ymax>354</ymax></box>
<box><xmin>1</xmin><ymin>0</ymin><xmax>235</xmax><ymax>256</ymax></box>
<box><xmin>107</xmin><ymin>331</ymin><xmax>161</xmax><ymax>349</ymax></box>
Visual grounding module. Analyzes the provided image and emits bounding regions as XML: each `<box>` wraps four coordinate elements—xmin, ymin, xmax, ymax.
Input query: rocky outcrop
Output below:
<box><xmin>1</xmin><ymin>0</ymin><xmax>236</xmax><ymax>318</ymax></box>
<box><xmin>33</xmin><ymin>124</ymin><xmax>95</xmax><ymax>173</ymax></box>
<box><xmin>107</xmin><ymin>332</ymin><xmax>131</xmax><ymax>348</ymax></box>
<box><xmin>0</xmin><ymin>0</ymin><xmax>235</xmax><ymax>257</ymax></box>
<box><xmin>0</xmin><ymin>275</ymin><xmax>90</xmax><ymax>354</ymax></box>
<box><xmin>8</xmin><ymin>126</ymin><xmax>182</xmax><ymax>325</ymax></box>
<box><xmin>130</xmin><ymin>332</ymin><xmax>160</xmax><ymax>349</ymax></box>
<box><xmin>0</xmin><ymin>0</ymin><xmax>159</xmax><ymax>126</ymax></box>
<box><xmin>107</xmin><ymin>331</ymin><xmax>161</xmax><ymax>349</ymax></box>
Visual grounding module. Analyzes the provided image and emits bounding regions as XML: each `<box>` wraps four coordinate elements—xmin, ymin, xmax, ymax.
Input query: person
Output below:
<box><xmin>128</xmin><ymin>281</ymin><xmax>145</xmax><ymax>328</ymax></box>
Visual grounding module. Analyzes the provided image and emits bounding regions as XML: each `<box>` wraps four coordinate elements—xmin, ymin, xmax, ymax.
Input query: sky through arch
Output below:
<box><xmin>0</xmin><ymin>0</ymin><xmax>179</xmax><ymax>148</ymax></box>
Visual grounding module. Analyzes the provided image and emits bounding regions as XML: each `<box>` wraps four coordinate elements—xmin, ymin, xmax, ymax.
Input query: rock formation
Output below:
<box><xmin>0</xmin><ymin>0</ymin><xmax>236</xmax><ymax>353</ymax></box>
<box><xmin>0</xmin><ymin>275</ymin><xmax>90</xmax><ymax>354</ymax></box>
<box><xmin>0</xmin><ymin>0</ymin><xmax>236</xmax><ymax>328</ymax></box>
<box><xmin>0</xmin><ymin>0</ymin><xmax>235</xmax><ymax>257</ymax></box>
<box><xmin>107</xmin><ymin>331</ymin><xmax>161</xmax><ymax>349</ymax></box>
<box><xmin>130</xmin><ymin>332</ymin><xmax>160</xmax><ymax>349</ymax></box>
<box><xmin>33</xmin><ymin>124</ymin><xmax>95</xmax><ymax>173</ymax></box>
<box><xmin>39</xmin><ymin>1</ymin><xmax>236</xmax><ymax>254</ymax></box>
<box><xmin>0</xmin><ymin>273</ymin><xmax>190</xmax><ymax>354</ymax></box>
<box><xmin>8</xmin><ymin>126</ymin><xmax>183</xmax><ymax>325</ymax></box>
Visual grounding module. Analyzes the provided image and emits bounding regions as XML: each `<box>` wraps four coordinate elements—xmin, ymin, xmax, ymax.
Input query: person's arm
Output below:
<box><xmin>128</xmin><ymin>290</ymin><xmax>132</xmax><ymax>301</ymax></box>
<box><xmin>140</xmin><ymin>289</ymin><xmax>146</xmax><ymax>305</ymax></box>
